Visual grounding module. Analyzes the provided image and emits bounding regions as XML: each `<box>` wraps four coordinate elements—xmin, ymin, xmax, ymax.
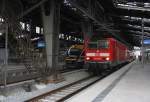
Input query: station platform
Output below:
<box><xmin>66</xmin><ymin>61</ymin><xmax>150</xmax><ymax>102</ymax></box>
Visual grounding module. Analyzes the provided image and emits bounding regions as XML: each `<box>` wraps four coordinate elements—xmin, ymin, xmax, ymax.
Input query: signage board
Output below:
<box><xmin>144</xmin><ymin>39</ymin><xmax>150</xmax><ymax>45</ymax></box>
<box><xmin>37</xmin><ymin>41</ymin><xmax>45</xmax><ymax>48</ymax></box>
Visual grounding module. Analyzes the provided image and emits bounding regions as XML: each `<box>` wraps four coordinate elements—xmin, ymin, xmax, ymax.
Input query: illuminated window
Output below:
<box><xmin>61</xmin><ymin>34</ymin><xmax>64</xmax><ymax>39</ymax></box>
<box><xmin>36</xmin><ymin>26</ymin><xmax>40</xmax><ymax>34</ymax></box>
<box><xmin>75</xmin><ymin>37</ymin><xmax>77</xmax><ymax>41</ymax></box>
<box><xmin>26</xmin><ymin>24</ymin><xmax>30</xmax><ymax>31</ymax></box>
<box><xmin>20</xmin><ymin>22</ymin><xmax>25</xmax><ymax>30</ymax></box>
<box><xmin>0</xmin><ymin>18</ymin><xmax>4</xmax><ymax>22</ymax></box>
<box><xmin>41</xmin><ymin>28</ymin><xmax>43</xmax><ymax>34</ymax></box>
<box><xmin>59</xmin><ymin>34</ymin><xmax>61</xmax><ymax>39</ymax></box>
<box><xmin>66</xmin><ymin>37</ymin><xmax>69</xmax><ymax>40</ymax></box>
<box><xmin>69</xmin><ymin>36</ymin><xmax>71</xmax><ymax>40</ymax></box>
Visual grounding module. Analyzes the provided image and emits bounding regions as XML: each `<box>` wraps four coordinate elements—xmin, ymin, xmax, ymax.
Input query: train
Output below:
<box><xmin>65</xmin><ymin>44</ymin><xmax>84</xmax><ymax>68</ymax></box>
<box><xmin>84</xmin><ymin>38</ymin><xmax>133</xmax><ymax>75</ymax></box>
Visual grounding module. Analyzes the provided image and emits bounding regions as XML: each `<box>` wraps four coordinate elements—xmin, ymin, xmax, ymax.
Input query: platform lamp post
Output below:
<box><xmin>141</xmin><ymin>18</ymin><xmax>144</xmax><ymax>66</ymax></box>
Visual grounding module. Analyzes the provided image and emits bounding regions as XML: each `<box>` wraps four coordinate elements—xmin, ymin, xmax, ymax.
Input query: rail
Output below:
<box><xmin>25</xmin><ymin>62</ymin><xmax>129</xmax><ymax>102</ymax></box>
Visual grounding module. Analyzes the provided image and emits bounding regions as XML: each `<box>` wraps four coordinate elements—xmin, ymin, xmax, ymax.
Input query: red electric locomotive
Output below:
<box><xmin>84</xmin><ymin>38</ymin><xmax>130</xmax><ymax>75</ymax></box>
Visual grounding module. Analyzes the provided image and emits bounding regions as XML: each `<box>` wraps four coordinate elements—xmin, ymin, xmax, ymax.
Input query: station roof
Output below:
<box><xmin>1</xmin><ymin>0</ymin><xmax>150</xmax><ymax>47</ymax></box>
<box><xmin>100</xmin><ymin>0</ymin><xmax>150</xmax><ymax>47</ymax></box>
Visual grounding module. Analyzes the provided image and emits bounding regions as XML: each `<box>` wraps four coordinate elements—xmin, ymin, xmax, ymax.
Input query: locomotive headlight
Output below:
<box><xmin>106</xmin><ymin>57</ymin><xmax>110</xmax><ymax>61</ymax></box>
<box><xmin>86</xmin><ymin>57</ymin><xmax>90</xmax><ymax>60</ymax></box>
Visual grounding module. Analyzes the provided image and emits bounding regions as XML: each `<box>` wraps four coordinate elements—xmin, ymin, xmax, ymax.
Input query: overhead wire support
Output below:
<box><xmin>96</xmin><ymin>0</ymin><xmax>105</xmax><ymax>12</ymax></box>
<box><xmin>19</xmin><ymin>0</ymin><xmax>48</xmax><ymax>19</ymax></box>
<box><xmin>68</xmin><ymin>0</ymin><xmax>130</xmax><ymax>46</ymax></box>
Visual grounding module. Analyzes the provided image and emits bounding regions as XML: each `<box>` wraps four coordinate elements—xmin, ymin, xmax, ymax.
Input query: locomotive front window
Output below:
<box><xmin>88</xmin><ymin>43</ymin><xmax>97</xmax><ymax>49</ymax></box>
<box><xmin>98</xmin><ymin>40</ymin><xmax>109</xmax><ymax>49</ymax></box>
<box><xmin>69</xmin><ymin>48</ymin><xmax>82</xmax><ymax>56</ymax></box>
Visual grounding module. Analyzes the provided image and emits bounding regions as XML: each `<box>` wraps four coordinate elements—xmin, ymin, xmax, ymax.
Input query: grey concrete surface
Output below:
<box><xmin>0</xmin><ymin>69</ymin><xmax>89</xmax><ymax>102</ymax></box>
<box><xmin>66</xmin><ymin>61</ymin><xmax>134</xmax><ymax>102</ymax></box>
<box><xmin>101</xmin><ymin>63</ymin><xmax>150</xmax><ymax>102</ymax></box>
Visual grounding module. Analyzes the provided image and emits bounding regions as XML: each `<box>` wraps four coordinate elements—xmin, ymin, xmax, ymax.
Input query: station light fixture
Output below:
<box><xmin>129</xmin><ymin>30</ymin><xmax>150</xmax><ymax>36</ymax></box>
<box><xmin>0</xmin><ymin>32</ymin><xmax>2</xmax><ymax>36</ymax></box>
<box><xmin>115</xmin><ymin>2</ymin><xmax>150</xmax><ymax>12</ymax></box>
<box><xmin>126</xmin><ymin>24</ymin><xmax>150</xmax><ymax>32</ymax></box>
<box><xmin>36</xmin><ymin>26</ymin><xmax>40</xmax><ymax>34</ymax></box>
<box><xmin>144</xmin><ymin>3</ymin><xmax>150</xmax><ymax>8</ymax></box>
<box><xmin>126</xmin><ymin>2</ymin><xmax>137</xmax><ymax>6</ymax></box>
<box><xmin>122</xmin><ymin>16</ymin><xmax>150</xmax><ymax>23</ymax></box>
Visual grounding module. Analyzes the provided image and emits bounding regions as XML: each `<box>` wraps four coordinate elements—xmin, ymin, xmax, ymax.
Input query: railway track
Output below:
<box><xmin>0</xmin><ymin>62</ymin><xmax>129</xmax><ymax>102</ymax></box>
<box><xmin>25</xmin><ymin>63</ymin><xmax>127</xmax><ymax>102</ymax></box>
<box><xmin>25</xmin><ymin>76</ymin><xmax>99</xmax><ymax>102</ymax></box>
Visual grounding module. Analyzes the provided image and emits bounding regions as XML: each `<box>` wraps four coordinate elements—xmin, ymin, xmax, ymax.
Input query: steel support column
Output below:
<box><xmin>41</xmin><ymin>0</ymin><xmax>60</xmax><ymax>72</ymax></box>
<box><xmin>4</xmin><ymin>23</ymin><xmax>8</xmax><ymax>89</ymax></box>
<box><xmin>141</xmin><ymin>18</ymin><xmax>144</xmax><ymax>65</ymax></box>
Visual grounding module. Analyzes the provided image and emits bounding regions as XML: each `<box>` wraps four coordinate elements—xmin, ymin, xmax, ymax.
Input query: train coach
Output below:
<box><xmin>84</xmin><ymin>38</ymin><xmax>131</xmax><ymax>75</ymax></box>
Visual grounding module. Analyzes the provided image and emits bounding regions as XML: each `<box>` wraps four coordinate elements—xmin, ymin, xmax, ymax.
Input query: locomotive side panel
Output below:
<box><xmin>109</xmin><ymin>38</ymin><xmax>118</xmax><ymax>67</ymax></box>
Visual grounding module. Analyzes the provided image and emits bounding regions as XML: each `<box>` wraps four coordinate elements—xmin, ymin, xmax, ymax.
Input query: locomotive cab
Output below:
<box><xmin>85</xmin><ymin>39</ymin><xmax>112</xmax><ymax>75</ymax></box>
<box><xmin>85</xmin><ymin>40</ymin><xmax>111</xmax><ymax>62</ymax></box>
